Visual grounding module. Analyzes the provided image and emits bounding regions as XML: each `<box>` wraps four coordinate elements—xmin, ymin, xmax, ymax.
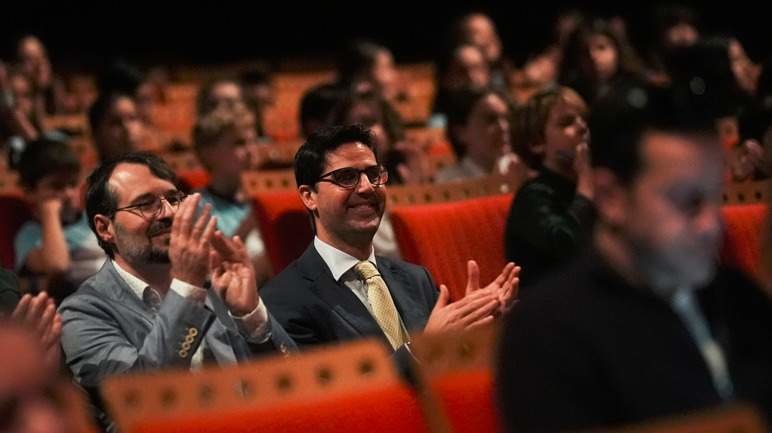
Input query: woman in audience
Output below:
<box><xmin>453</xmin><ymin>13</ymin><xmax>511</xmax><ymax>94</ymax></box>
<box><xmin>559</xmin><ymin>19</ymin><xmax>645</xmax><ymax>103</ymax></box>
<box><xmin>336</xmin><ymin>40</ymin><xmax>402</xmax><ymax>105</ymax></box>
<box><xmin>504</xmin><ymin>86</ymin><xmax>594</xmax><ymax>287</ymax></box>
<box><xmin>436</xmin><ymin>86</ymin><xmax>527</xmax><ymax>183</ymax></box>
<box><xmin>431</xmin><ymin>44</ymin><xmax>491</xmax><ymax>127</ymax></box>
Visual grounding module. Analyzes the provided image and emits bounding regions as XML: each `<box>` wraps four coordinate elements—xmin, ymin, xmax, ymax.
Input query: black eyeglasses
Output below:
<box><xmin>316</xmin><ymin>165</ymin><xmax>389</xmax><ymax>189</ymax></box>
<box><xmin>113</xmin><ymin>191</ymin><xmax>187</xmax><ymax>219</ymax></box>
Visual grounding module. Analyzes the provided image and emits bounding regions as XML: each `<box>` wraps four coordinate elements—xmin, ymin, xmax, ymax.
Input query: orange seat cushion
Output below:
<box><xmin>250</xmin><ymin>190</ymin><xmax>312</xmax><ymax>273</ymax></box>
<box><xmin>720</xmin><ymin>204</ymin><xmax>768</xmax><ymax>280</ymax></box>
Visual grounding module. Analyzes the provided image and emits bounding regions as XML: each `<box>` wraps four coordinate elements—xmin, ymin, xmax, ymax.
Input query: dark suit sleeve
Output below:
<box><xmin>496</xmin><ymin>303</ymin><xmax>615</xmax><ymax>433</ymax></box>
<box><xmin>59</xmin><ymin>290</ymin><xmax>215</xmax><ymax>388</ymax></box>
<box><xmin>263</xmin><ymin>286</ymin><xmax>328</xmax><ymax>348</ymax></box>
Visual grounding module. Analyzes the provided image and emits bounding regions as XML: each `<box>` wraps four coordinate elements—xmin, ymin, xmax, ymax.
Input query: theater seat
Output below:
<box><xmin>390</xmin><ymin>194</ymin><xmax>513</xmax><ymax>301</ymax></box>
<box><xmin>411</xmin><ymin>325</ymin><xmax>502</xmax><ymax>433</ymax></box>
<box><xmin>250</xmin><ymin>190</ymin><xmax>312</xmax><ymax>273</ymax></box>
<box><xmin>176</xmin><ymin>169</ymin><xmax>211</xmax><ymax>192</ymax></box>
<box><xmin>0</xmin><ymin>195</ymin><xmax>32</xmax><ymax>269</ymax></box>
<box><xmin>102</xmin><ymin>340</ymin><xmax>434</xmax><ymax>433</ymax></box>
<box><xmin>720</xmin><ymin>203</ymin><xmax>768</xmax><ymax>281</ymax></box>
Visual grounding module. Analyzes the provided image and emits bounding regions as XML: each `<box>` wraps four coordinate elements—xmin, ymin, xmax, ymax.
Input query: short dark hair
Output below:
<box><xmin>88</xmin><ymin>92</ymin><xmax>132</xmax><ymax>134</ymax></box>
<box><xmin>294</xmin><ymin>124</ymin><xmax>377</xmax><ymax>189</ymax></box>
<box><xmin>85</xmin><ymin>152</ymin><xmax>179</xmax><ymax>257</ymax></box>
<box><xmin>17</xmin><ymin>137</ymin><xmax>80</xmax><ymax>189</ymax></box>
<box><xmin>299</xmin><ymin>83</ymin><xmax>345</xmax><ymax>137</ymax></box>
<box><xmin>336</xmin><ymin>40</ymin><xmax>387</xmax><ymax>84</ymax></box>
<box><xmin>589</xmin><ymin>85</ymin><xmax>717</xmax><ymax>186</ymax></box>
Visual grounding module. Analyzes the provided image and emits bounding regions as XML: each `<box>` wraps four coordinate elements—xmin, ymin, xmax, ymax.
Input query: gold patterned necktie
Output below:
<box><xmin>354</xmin><ymin>261</ymin><xmax>406</xmax><ymax>349</ymax></box>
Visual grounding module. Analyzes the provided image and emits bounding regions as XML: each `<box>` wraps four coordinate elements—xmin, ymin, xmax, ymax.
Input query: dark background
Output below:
<box><xmin>1</xmin><ymin>1</ymin><xmax>767</xmax><ymax>72</ymax></box>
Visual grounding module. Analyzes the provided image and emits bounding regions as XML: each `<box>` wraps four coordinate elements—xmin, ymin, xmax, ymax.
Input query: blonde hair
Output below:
<box><xmin>512</xmin><ymin>86</ymin><xmax>587</xmax><ymax>167</ymax></box>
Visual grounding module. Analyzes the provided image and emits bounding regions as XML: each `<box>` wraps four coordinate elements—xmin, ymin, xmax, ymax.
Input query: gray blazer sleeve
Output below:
<box><xmin>59</xmin><ymin>289</ymin><xmax>215</xmax><ymax>388</ymax></box>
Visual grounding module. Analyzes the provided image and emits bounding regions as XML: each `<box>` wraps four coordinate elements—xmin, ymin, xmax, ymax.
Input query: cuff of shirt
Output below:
<box><xmin>170</xmin><ymin>278</ymin><xmax>208</xmax><ymax>303</ymax></box>
<box><xmin>229</xmin><ymin>297</ymin><xmax>272</xmax><ymax>344</ymax></box>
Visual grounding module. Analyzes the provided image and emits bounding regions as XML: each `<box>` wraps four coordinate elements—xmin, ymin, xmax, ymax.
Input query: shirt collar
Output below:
<box><xmin>313</xmin><ymin>236</ymin><xmax>377</xmax><ymax>282</ymax></box>
<box><xmin>460</xmin><ymin>156</ymin><xmax>488</xmax><ymax>178</ymax></box>
<box><xmin>112</xmin><ymin>260</ymin><xmax>152</xmax><ymax>301</ymax></box>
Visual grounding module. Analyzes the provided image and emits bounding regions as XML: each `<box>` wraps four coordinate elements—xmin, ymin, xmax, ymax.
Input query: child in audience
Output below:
<box><xmin>504</xmin><ymin>86</ymin><xmax>594</xmax><ymax>287</ymax></box>
<box><xmin>193</xmin><ymin>103</ymin><xmax>272</xmax><ymax>284</ymax></box>
<box><xmin>14</xmin><ymin>138</ymin><xmax>105</xmax><ymax>299</ymax></box>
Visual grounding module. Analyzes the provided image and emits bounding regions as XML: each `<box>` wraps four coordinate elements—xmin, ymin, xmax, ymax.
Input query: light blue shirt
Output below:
<box><xmin>14</xmin><ymin>212</ymin><xmax>106</xmax><ymax>285</ymax></box>
<box><xmin>197</xmin><ymin>188</ymin><xmax>265</xmax><ymax>257</ymax></box>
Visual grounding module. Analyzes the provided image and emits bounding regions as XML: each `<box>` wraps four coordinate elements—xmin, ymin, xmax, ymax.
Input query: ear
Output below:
<box><xmin>592</xmin><ymin>168</ymin><xmax>628</xmax><ymax>227</ymax></box>
<box><xmin>298</xmin><ymin>185</ymin><xmax>318</xmax><ymax>213</ymax></box>
<box><xmin>93</xmin><ymin>214</ymin><xmax>116</xmax><ymax>248</ymax></box>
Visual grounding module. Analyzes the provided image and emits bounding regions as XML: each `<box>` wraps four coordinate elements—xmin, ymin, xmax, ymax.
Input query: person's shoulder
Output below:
<box><xmin>14</xmin><ymin>220</ymin><xmax>41</xmax><ymax>241</ymax></box>
<box><xmin>59</xmin><ymin>265</ymin><xmax>113</xmax><ymax>308</ymax></box>
<box><xmin>261</xmin><ymin>259</ymin><xmax>311</xmax><ymax>299</ymax></box>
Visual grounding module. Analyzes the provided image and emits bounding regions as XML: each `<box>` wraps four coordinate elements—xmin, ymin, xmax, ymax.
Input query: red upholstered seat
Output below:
<box><xmin>0</xmin><ymin>195</ymin><xmax>33</xmax><ymax>269</ymax></box>
<box><xmin>176</xmin><ymin>169</ymin><xmax>211</xmax><ymax>192</ymax></box>
<box><xmin>250</xmin><ymin>190</ymin><xmax>312</xmax><ymax>273</ymax></box>
<box><xmin>390</xmin><ymin>194</ymin><xmax>513</xmax><ymax>301</ymax></box>
<box><xmin>720</xmin><ymin>204</ymin><xmax>768</xmax><ymax>280</ymax></box>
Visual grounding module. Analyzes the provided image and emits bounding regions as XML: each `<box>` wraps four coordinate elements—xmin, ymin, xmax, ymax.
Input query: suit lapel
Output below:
<box><xmin>203</xmin><ymin>293</ymin><xmax>239</xmax><ymax>364</ymax></box>
<box><xmin>297</xmin><ymin>245</ymin><xmax>387</xmax><ymax>342</ymax></box>
<box><xmin>379</xmin><ymin>259</ymin><xmax>428</xmax><ymax>332</ymax></box>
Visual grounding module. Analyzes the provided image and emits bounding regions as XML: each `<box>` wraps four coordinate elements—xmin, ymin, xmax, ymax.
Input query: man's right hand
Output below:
<box><xmin>423</xmin><ymin>284</ymin><xmax>501</xmax><ymax>334</ymax></box>
<box><xmin>169</xmin><ymin>193</ymin><xmax>218</xmax><ymax>288</ymax></box>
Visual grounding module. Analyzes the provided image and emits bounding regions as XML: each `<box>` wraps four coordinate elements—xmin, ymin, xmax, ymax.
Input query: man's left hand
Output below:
<box><xmin>465</xmin><ymin>260</ymin><xmax>520</xmax><ymax>315</ymax></box>
<box><xmin>210</xmin><ymin>231</ymin><xmax>258</xmax><ymax>317</ymax></box>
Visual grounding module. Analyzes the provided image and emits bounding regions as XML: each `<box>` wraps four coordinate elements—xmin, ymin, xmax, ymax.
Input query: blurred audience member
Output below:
<box><xmin>497</xmin><ymin>90</ymin><xmax>772</xmax><ymax>432</ymax></box>
<box><xmin>431</xmin><ymin>44</ymin><xmax>490</xmax><ymax>126</ymax></box>
<box><xmin>437</xmin><ymin>86</ymin><xmax>526</xmax><ymax>182</ymax></box>
<box><xmin>88</xmin><ymin>93</ymin><xmax>144</xmax><ymax>162</ymax></box>
<box><xmin>14</xmin><ymin>138</ymin><xmax>105</xmax><ymax>299</ymax></box>
<box><xmin>193</xmin><ymin>103</ymin><xmax>273</xmax><ymax>284</ymax></box>
<box><xmin>505</xmin><ymin>86</ymin><xmax>593</xmax><ymax>287</ymax></box>
<box><xmin>240</xmin><ymin>64</ymin><xmax>275</xmax><ymax>139</ymax></box>
<box><xmin>336</xmin><ymin>40</ymin><xmax>402</xmax><ymax>104</ymax></box>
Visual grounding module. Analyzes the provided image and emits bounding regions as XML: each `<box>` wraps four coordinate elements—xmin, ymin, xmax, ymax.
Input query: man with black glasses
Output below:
<box><xmin>262</xmin><ymin>124</ymin><xmax>519</xmax><ymax>369</ymax></box>
<box><xmin>59</xmin><ymin>152</ymin><xmax>296</xmax><ymax>433</ymax></box>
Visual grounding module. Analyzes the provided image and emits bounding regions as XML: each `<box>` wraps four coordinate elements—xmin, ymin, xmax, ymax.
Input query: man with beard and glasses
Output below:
<box><xmin>58</xmin><ymin>152</ymin><xmax>296</xmax><ymax>432</ymax></box>
<box><xmin>496</xmin><ymin>92</ymin><xmax>772</xmax><ymax>433</ymax></box>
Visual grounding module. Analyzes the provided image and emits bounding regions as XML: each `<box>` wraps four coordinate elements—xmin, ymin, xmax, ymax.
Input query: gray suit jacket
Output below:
<box><xmin>59</xmin><ymin>260</ymin><xmax>296</xmax><ymax>431</ymax></box>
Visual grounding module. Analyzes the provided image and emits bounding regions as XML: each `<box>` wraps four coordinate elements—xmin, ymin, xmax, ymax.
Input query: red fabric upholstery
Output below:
<box><xmin>720</xmin><ymin>204</ymin><xmax>768</xmax><ymax>280</ymax></box>
<box><xmin>131</xmin><ymin>384</ymin><xmax>430</xmax><ymax>433</ymax></box>
<box><xmin>250</xmin><ymin>190</ymin><xmax>312</xmax><ymax>273</ymax></box>
<box><xmin>390</xmin><ymin>194</ymin><xmax>513</xmax><ymax>301</ymax></box>
<box><xmin>0</xmin><ymin>195</ymin><xmax>32</xmax><ymax>269</ymax></box>
<box><xmin>431</xmin><ymin>370</ymin><xmax>501</xmax><ymax>433</ymax></box>
<box><xmin>177</xmin><ymin>169</ymin><xmax>211</xmax><ymax>192</ymax></box>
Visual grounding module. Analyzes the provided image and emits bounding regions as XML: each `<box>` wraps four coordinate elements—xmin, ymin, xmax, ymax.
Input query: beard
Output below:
<box><xmin>115</xmin><ymin>219</ymin><xmax>172</xmax><ymax>265</ymax></box>
<box><xmin>628</xmin><ymin>232</ymin><xmax>720</xmax><ymax>297</ymax></box>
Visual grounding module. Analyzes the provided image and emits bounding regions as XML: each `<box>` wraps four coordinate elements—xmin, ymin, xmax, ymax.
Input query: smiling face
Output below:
<box><xmin>298</xmin><ymin>142</ymin><xmax>386</xmax><ymax>251</ymax></box>
<box><xmin>94</xmin><ymin>163</ymin><xmax>180</xmax><ymax>268</ymax></box>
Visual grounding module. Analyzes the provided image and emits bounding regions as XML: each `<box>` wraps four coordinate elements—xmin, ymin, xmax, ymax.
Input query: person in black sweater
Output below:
<box><xmin>505</xmin><ymin>86</ymin><xmax>594</xmax><ymax>288</ymax></box>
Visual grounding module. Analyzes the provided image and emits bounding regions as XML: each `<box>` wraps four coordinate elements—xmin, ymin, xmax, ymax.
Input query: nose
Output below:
<box><xmin>157</xmin><ymin>196</ymin><xmax>177</xmax><ymax>218</ymax></box>
<box><xmin>355</xmin><ymin>172</ymin><xmax>376</xmax><ymax>194</ymax></box>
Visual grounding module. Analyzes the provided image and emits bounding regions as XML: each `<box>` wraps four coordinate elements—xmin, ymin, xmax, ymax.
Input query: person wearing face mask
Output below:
<box><xmin>505</xmin><ymin>86</ymin><xmax>593</xmax><ymax>288</ymax></box>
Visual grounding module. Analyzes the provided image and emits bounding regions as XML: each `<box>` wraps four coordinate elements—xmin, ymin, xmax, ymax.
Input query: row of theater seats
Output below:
<box><xmin>67</xmin><ymin>323</ymin><xmax>766</xmax><ymax>433</ymax></box>
<box><xmin>244</xmin><ymin>173</ymin><xmax>771</xmax><ymax>300</ymax></box>
<box><xmin>0</xmin><ymin>173</ymin><xmax>769</xmax><ymax>298</ymax></box>
<box><xmin>46</xmin><ymin>63</ymin><xmax>438</xmax><ymax>146</ymax></box>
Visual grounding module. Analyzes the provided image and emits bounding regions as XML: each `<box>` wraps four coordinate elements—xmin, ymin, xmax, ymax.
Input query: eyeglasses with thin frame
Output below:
<box><xmin>316</xmin><ymin>165</ymin><xmax>388</xmax><ymax>189</ymax></box>
<box><xmin>112</xmin><ymin>191</ymin><xmax>187</xmax><ymax>219</ymax></box>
